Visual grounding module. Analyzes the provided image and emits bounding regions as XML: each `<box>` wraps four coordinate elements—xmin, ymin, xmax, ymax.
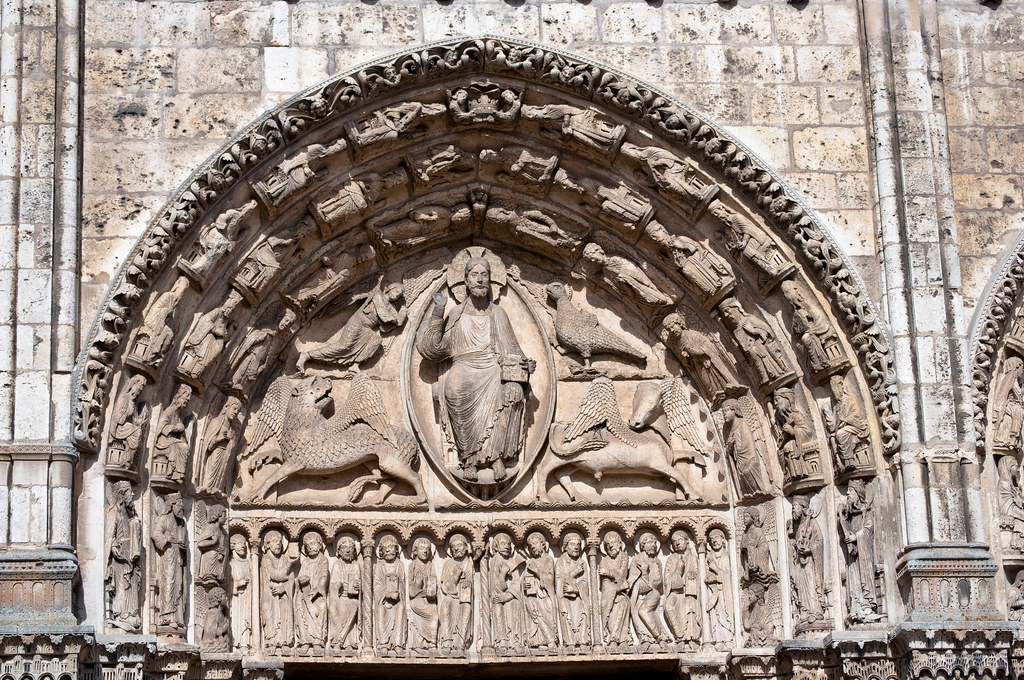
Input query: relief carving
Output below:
<box><xmin>704</xmin><ymin>528</ymin><xmax>734</xmax><ymax>651</ymax></box>
<box><xmin>998</xmin><ymin>456</ymin><xmax>1024</xmax><ymax>554</ymax></box>
<box><xmin>779</xmin><ymin>280</ymin><xmax>850</xmax><ymax>382</ymax></box>
<box><xmin>126</xmin><ymin>276</ymin><xmax>191</xmax><ymax>376</ymax></box>
<box><xmin>151</xmin><ymin>384</ymin><xmax>193</xmax><ymax>490</ymax></box>
<box><xmin>523</xmin><ymin>531</ymin><xmax>559</xmax><ymax>651</ymax></box>
<box><xmin>581</xmin><ymin>242</ymin><xmax>674</xmax><ymax>320</ymax></box>
<box><xmin>345</xmin><ymin>102</ymin><xmax>446</xmax><ymax>155</ymax></box>
<box><xmin>199</xmin><ymin>586</ymin><xmax>232</xmax><ymax>652</ymax></box>
<box><xmin>480</xmin><ymin>145</ymin><xmax>559</xmax><ymax>193</ymax></box>
<box><xmin>770</xmin><ymin>387</ymin><xmax>824</xmax><ymax>492</ymax></box>
<box><xmin>542</xmin><ymin>378</ymin><xmax>696</xmax><ymax>502</ymax></box>
<box><xmin>407</xmin><ymin>537</ymin><xmax>440</xmax><ymax>655</ymax></box>
<box><xmin>194</xmin><ymin>396</ymin><xmax>243</xmax><ymax>499</ymax></box>
<box><xmin>1009</xmin><ymin>570</ymin><xmax>1024</xmax><ymax>621</ymax></box>
<box><xmin>992</xmin><ymin>357</ymin><xmax>1024</xmax><ymax>455</ymax></box>
<box><xmin>368</xmin><ymin>201</ymin><xmax>472</xmax><ymax>264</ymax></box>
<box><xmin>79</xmin><ymin>43</ymin><xmax>902</xmax><ymax>666</ymax></box>
<box><xmin>556</xmin><ymin>172</ymin><xmax>653</xmax><ymax>239</ymax></box>
<box><xmin>232</xmin><ymin>234</ymin><xmax>301</xmax><ymax>306</ymax></box>
<box><xmin>646</xmin><ymin>221</ymin><xmax>735</xmax><ymax>310</ymax></box>
<box><xmin>556</xmin><ymin>532</ymin><xmax>591</xmax><ymax>651</ymax></box>
<box><xmin>282</xmin><ymin>246</ymin><xmax>376</xmax><ymax>320</ymax></box>
<box><xmin>788</xmin><ymin>496</ymin><xmax>830</xmax><ymax>631</ymax></box>
<box><xmin>822</xmin><ymin>373</ymin><xmax>873</xmax><ymax>478</ymax></box>
<box><xmin>710</xmin><ymin>201</ymin><xmax>795</xmax><ymax>293</ymax></box>
<box><xmin>260</xmin><ymin>529</ymin><xmax>294</xmax><ymax>654</ymax></box>
<box><xmin>521</xmin><ymin>103</ymin><xmax>625</xmax><ymax>158</ymax></box>
<box><xmin>630</xmin><ymin>378</ymin><xmax>726</xmax><ymax>504</ymax></box>
<box><xmin>251</xmin><ymin>139</ymin><xmax>348</xmax><ymax>217</ymax></box>
<box><xmin>663</xmin><ymin>529</ymin><xmax>701</xmax><ymax>650</ymax></box>
<box><xmin>105</xmin><ymin>374</ymin><xmax>150</xmax><ymax>480</ymax></box>
<box><xmin>739</xmin><ymin>508</ymin><xmax>779</xmax><ymax>646</ymax></box>
<box><xmin>722</xmin><ymin>398</ymin><xmax>776</xmax><ymax>500</ymax></box>
<box><xmin>628</xmin><ymin>530</ymin><xmax>671</xmax><ymax>649</ymax></box>
<box><xmin>415</xmin><ymin>250</ymin><xmax>536</xmax><ymax>487</ymax></box>
<box><xmin>488</xmin><ymin>532</ymin><xmax>525</xmax><ymax>655</ymax></box>
<box><xmin>485</xmin><ymin>204</ymin><xmax>587</xmax><ymax>263</ymax></box>
<box><xmin>241</xmin><ymin>373</ymin><xmax>424</xmax><ymax>504</ymax></box>
<box><xmin>105</xmin><ymin>480</ymin><xmax>143</xmax><ymax>633</ymax></box>
<box><xmin>229</xmin><ymin>533</ymin><xmax>253</xmax><ymax>650</ymax></box>
<box><xmin>152</xmin><ymin>491</ymin><xmax>187</xmax><ymax>635</ymax></box>
<box><xmin>660</xmin><ymin>310</ymin><xmax>743</xmax><ymax>408</ymax></box>
<box><xmin>546</xmin><ymin>281</ymin><xmax>645</xmax><ymax>373</ymax></box>
<box><xmin>177</xmin><ymin>290</ymin><xmax>243</xmax><ymax>391</ymax></box>
<box><xmin>297</xmin><ymin>283</ymin><xmax>407</xmax><ymax>374</ymax></box>
<box><xmin>196</xmin><ymin>503</ymin><xmax>229</xmax><ymax>587</ymax></box>
<box><xmin>718</xmin><ymin>298</ymin><xmax>797</xmax><ymax>394</ymax></box>
<box><xmin>312</xmin><ymin>167</ymin><xmax>409</xmax><ymax>239</ymax></box>
<box><xmin>406</xmin><ymin>143</ymin><xmax>476</xmax><ymax>189</ymax></box>
<box><xmin>439</xmin><ymin>533</ymin><xmax>475</xmax><ymax>654</ymax></box>
<box><xmin>448</xmin><ymin>82</ymin><xmax>521</xmax><ymax>128</ymax></box>
<box><xmin>374</xmin><ymin>534</ymin><xmax>407</xmax><ymax>656</ymax></box>
<box><xmin>294</xmin><ymin>532</ymin><xmax>329</xmax><ymax>656</ymax></box>
<box><xmin>328</xmin><ymin>535</ymin><xmax>361</xmax><ymax>654</ymax></box>
<box><xmin>220</xmin><ymin>309</ymin><xmax>297</xmax><ymax>400</ymax></box>
<box><xmin>839</xmin><ymin>480</ymin><xmax>882</xmax><ymax>624</ymax></box>
<box><xmin>620</xmin><ymin>143</ymin><xmax>719</xmax><ymax>222</ymax></box>
<box><xmin>599</xmin><ymin>531</ymin><xmax>631</xmax><ymax>649</ymax></box>
<box><xmin>176</xmin><ymin>201</ymin><xmax>257</xmax><ymax>290</ymax></box>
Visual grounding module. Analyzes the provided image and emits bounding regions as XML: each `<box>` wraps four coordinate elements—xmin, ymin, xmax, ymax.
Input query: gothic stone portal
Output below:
<box><xmin>78</xmin><ymin>38</ymin><xmax>897</xmax><ymax>672</ymax></box>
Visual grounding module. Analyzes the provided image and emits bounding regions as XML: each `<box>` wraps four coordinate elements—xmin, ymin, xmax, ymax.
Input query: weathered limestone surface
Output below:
<box><xmin>0</xmin><ymin>0</ymin><xmax>1022</xmax><ymax>679</ymax></box>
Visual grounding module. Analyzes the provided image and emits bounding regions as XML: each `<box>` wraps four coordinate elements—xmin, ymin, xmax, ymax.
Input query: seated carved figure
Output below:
<box><xmin>416</xmin><ymin>253</ymin><xmax>535</xmax><ymax>484</ymax></box>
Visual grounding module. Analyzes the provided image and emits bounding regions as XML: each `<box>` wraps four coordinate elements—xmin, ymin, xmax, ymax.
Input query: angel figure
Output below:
<box><xmin>374</xmin><ymin>534</ymin><xmax>407</xmax><ymax>656</ymax></box>
<box><xmin>297</xmin><ymin>283</ymin><xmax>407</xmax><ymax>373</ymax></box>
<box><xmin>659</xmin><ymin>311</ymin><xmax>743</xmax><ymax>407</ymax></box>
<box><xmin>582</xmin><ymin>242</ymin><xmax>674</xmax><ymax>313</ymax></box>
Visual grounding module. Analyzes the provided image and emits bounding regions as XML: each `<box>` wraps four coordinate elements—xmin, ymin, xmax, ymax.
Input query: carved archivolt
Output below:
<box><xmin>76</xmin><ymin>38</ymin><xmax>897</xmax><ymax>662</ymax></box>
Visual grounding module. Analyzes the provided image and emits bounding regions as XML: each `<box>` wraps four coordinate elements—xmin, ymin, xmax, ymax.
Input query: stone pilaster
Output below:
<box><xmin>861</xmin><ymin>0</ymin><xmax>997</xmax><ymax>620</ymax></box>
<box><xmin>0</xmin><ymin>0</ymin><xmax>83</xmax><ymax>633</ymax></box>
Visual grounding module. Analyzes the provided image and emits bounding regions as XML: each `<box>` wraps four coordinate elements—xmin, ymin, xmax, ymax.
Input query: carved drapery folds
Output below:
<box><xmin>76</xmin><ymin>37</ymin><xmax>897</xmax><ymax>667</ymax></box>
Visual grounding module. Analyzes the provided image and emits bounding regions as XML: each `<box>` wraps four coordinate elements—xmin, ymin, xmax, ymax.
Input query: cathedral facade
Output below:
<box><xmin>0</xmin><ymin>1</ymin><xmax>1022</xmax><ymax>678</ymax></box>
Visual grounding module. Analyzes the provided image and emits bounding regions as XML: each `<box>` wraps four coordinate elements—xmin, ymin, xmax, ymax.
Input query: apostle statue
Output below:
<box><xmin>416</xmin><ymin>250</ymin><xmax>535</xmax><ymax>483</ymax></box>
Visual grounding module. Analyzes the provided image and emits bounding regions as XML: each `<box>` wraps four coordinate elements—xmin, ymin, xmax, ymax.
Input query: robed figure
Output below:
<box><xmin>417</xmin><ymin>254</ymin><xmax>535</xmax><ymax>483</ymax></box>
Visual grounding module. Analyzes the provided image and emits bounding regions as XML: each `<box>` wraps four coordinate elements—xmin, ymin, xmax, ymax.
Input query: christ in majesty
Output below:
<box><xmin>416</xmin><ymin>255</ymin><xmax>535</xmax><ymax>482</ymax></box>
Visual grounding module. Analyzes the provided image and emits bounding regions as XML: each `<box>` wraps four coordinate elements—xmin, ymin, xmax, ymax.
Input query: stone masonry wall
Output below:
<box><xmin>79</xmin><ymin>0</ymin><xmax>879</xmax><ymax>342</ymax></box>
<box><xmin>939</xmin><ymin>1</ymin><xmax>1024</xmax><ymax>323</ymax></box>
